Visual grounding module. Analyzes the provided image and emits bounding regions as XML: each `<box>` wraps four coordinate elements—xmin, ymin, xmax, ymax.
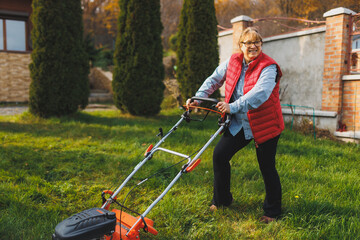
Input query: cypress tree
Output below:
<box><xmin>176</xmin><ymin>0</ymin><xmax>190</xmax><ymax>103</ymax></box>
<box><xmin>112</xmin><ymin>0</ymin><xmax>129</xmax><ymax>112</ymax></box>
<box><xmin>176</xmin><ymin>0</ymin><xmax>220</xmax><ymax>101</ymax></box>
<box><xmin>112</xmin><ymin>0</ymin><xmax>165</xmax><ymax>116</ymax></box>
<box><xmin>29</xmin><ymin>0</ymin><xmax>89</xmax><ymax>117</ymax></box>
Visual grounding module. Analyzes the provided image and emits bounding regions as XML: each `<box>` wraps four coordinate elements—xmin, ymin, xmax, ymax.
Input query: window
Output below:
<box><xmin>353</xmin><ymin>40</ymin><xmax>360</xmax><ymax>50</ymax></box>
<box><xmin>0</xmin><ymin>19</ymin><xmax>3</xmax><ymax>50</ymax></box>
<box><xmin>0</xmin><ymin>18</ymin><xmax>27</xmax><ymax>52</ymax></box>
<box><xmin>6</xmin><ymin>20</ymin><xmax>26</xmax><ymax>51</ymax></box>
<box><xmin>352</xmin><ymin>36</ymin><xmax>360</xmax><ymax>50</ymax></box>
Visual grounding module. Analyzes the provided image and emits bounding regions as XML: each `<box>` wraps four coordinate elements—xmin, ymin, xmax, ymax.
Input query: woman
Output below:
<box><xmin>186</xmin><ymin>27</ymin><xmax>284</xmax><ymax>223</ymax></box>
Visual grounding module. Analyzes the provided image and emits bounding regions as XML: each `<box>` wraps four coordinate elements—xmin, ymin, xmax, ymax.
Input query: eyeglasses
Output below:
<box><xmin>241</xmin><ymin>41</ymin><xmax>262</xmax><ymax>47</ymax></box>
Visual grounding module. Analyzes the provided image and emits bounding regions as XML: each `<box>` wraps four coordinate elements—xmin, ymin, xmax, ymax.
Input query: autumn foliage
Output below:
<box><xmin>82</xmin><ymin>0</ymin><xmax>360</xmax><ymax>51</ymax></box>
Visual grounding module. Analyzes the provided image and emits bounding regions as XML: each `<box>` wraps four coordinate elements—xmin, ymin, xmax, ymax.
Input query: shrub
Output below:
<box><xmin>94</xmin><ymin>49</ymin><xmax>114</xmax><ymax>70</ymax></box>
<box><xmin>169</xmin><ymin>33</ymin><xmax>178</xmax><ymax>52</ymax></box>
<box><xmin>84</xmin><ymin>34</ymin><xmax>101</xmax><ymax>67</ymax></box>
<box><xmin>29</xmin><ymin>0</ymin><xmax>89</xmax><ymax>117</ymax></box>
<box><xmin>176</xmin><ymin>0</ymin><xmax>220</xmax><ymax>102</ymax></box>
<box><xmin>112</xmin><ymin>0</ymin><xmax>164</xmax><ymax>116</ymax></box>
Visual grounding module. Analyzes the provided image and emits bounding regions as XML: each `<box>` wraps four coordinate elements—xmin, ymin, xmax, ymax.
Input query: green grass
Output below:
<box><xmin>1</xmin><ymin>108</ymin><xmax>359</xmax><ymax>239</ymax></box>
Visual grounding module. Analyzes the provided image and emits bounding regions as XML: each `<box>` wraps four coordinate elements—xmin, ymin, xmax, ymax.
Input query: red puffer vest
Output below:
<box><xmin>224</xmin><ymin>52</ymin><xmax>284</xmax><ymax>144</ymax></box>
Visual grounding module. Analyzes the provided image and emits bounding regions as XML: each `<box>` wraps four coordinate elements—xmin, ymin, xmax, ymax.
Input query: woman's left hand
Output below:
<box><xmin>216</xmin><ymin>102</ymin><xmax>230</xmax><ymax>114</ymax></box>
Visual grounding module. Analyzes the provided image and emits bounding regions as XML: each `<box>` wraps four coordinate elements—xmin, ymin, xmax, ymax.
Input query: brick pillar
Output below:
<box><xmin>341</xmin><ymin>79</ymin><xmax>360</xmax><ymax>131</ymax></box>
<box><xmin>321</xmin><ymin>7</ymin><xmax>356</xmax><ymax>113</ymax></box>
<box><xmin>230</xmin><ymin>15</ymin><xmax>253</xmax><ymax>53</ymax></box>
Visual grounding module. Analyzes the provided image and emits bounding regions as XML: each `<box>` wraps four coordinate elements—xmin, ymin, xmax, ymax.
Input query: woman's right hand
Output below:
<box><xmin>186</xmin><ymin>98</ymin><xmax>199</xmax><ymax>109</ymax></box>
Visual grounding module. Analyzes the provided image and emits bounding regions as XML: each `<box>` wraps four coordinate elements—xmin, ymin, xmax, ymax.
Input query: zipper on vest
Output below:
<box><xmin>255</xmin><ymin>141</ymin><xmax>259</xmax><ymax>148</ymax></box>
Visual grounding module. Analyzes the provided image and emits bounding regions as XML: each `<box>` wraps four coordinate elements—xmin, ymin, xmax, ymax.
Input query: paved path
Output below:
<box><xmin>0</xmin><ymin>104</ymin><xmax>116</xmax><ymax>116</ymax></box>
<box><xmin>0</xmin><ymin>106</ymin><xmax>28</xmax><ymax>116</ymax></box>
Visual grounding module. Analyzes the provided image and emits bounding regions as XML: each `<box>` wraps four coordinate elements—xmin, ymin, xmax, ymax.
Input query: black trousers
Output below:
<box><xmin>212</xmin><ymin>128</ymin><xmax>281</xmax><ymax>218</ymax></box>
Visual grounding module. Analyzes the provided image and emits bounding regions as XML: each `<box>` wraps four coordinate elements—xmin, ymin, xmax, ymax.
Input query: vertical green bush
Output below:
<box><xmin>112</xmin><ymin>0</ymin><xmax>164</xmax><ymax>116</ymax></box>
<box><xmin>176</xmin><ymin>0</ymin><xmax>190</xmax><ymax>103</ymax></box>
<box><xmin>29</xmin><ymin>0</ymin><xmax>89</xmax><ymax>117</ymax></box>
<box><xmin>176</xmin><ymin>0</ymin><xmax>220</xmax><ymax>101</ymax></box>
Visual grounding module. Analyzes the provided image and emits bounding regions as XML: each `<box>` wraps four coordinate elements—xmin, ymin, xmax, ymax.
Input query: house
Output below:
<box><xmin>0</xmin><ymin>0</ymin><xmax>113</xmax><ymax>104</ymax></box>
<box><xmin>0</xmin><ymin>0</ymin><xmax>32</xmax><ymax>102</ymax></box>
<box><xmin>218</xmin><ymin>7</ymin><xmax>360</xmax><ymax>142</ymax></box>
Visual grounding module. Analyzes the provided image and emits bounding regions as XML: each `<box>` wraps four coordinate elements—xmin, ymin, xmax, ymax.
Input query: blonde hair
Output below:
<box><xmin>238</xmin><ymin>27</ymin><xmax>263</xmax><ymax>49</ymax></box>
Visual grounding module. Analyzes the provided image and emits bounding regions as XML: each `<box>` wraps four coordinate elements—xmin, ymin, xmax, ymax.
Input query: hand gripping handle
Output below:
<box><xmin>190</xmin><ymin>96</ymin><xmax>219</xmax><ymax>104</ymax></box>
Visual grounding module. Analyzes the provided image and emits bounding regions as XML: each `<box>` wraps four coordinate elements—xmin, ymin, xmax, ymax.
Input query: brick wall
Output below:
<box><xmin>321</xmin><ymin>12</ymin><xmax>352</xmax><ymax>113</ymax></box>
<box><xmin>0</xmin><ymin>52</ymin><xmax>31</xmax><ymax>102</ymax></box>
<box><xmin>231</xmin><ymin>16</ymin><xmax>253</xmax><ymax>53</ymax></box>
<box><xmin>321</xmin><ymin>7</ymin><xmax>360</xmax><ymax>131</ymax></box>
<box><xmin>342</xmin><ymin>80</ymin><xmax>360</xmax><ymax>130</ymax></box>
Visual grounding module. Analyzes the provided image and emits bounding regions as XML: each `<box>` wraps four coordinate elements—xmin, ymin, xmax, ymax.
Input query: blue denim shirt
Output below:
<box><xmin>195</xmin><ymin>57</ymin><xmax>277</xmax><ymax>139</ymax></box>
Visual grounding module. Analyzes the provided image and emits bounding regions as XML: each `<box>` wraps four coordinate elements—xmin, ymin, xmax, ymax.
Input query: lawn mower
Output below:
<box><xmin>52</xmin><ymin>97</ymin><xmax>231</xmax><ymax>240</ymax></box>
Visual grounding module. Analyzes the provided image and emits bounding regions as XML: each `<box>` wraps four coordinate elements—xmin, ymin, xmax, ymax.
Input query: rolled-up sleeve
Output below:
<box><xmin>229</xmin><ymin>64</ymin><xmax>277</xmax><ymax>114</ymax></box>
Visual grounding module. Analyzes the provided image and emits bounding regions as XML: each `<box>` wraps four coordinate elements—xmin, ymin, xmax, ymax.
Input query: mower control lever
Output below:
<box><xmin>157</xmin><ymin>128</ymin><xmax>163</xmax><ymax>138</ymax></box>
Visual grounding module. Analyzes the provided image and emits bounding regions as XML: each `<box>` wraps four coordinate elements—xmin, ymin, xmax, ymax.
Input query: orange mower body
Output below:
<box><xmin>105</xmin><ymin>209</ymin><xmax>158</xmax><ymax>240</ymax></box>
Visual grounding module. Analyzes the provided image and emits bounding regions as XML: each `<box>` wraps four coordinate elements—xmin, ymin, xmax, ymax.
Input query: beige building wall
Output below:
<box><xmin>218</xmin><ymin>29</ymin><xmax>233</xmax><ymax>64</ymax></box>
<box><xmin>0</xmin><ymin>52</ymin><xmax>31</xmax><ymax>102</ymax></box>
<box><xmin>262</xmin><ymin>27</ymin><xmax>326</xmax><ymax>110</ymax></box>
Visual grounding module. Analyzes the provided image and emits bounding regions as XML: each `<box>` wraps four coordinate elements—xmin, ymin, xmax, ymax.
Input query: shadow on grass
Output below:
<box><xmin>0</xmin><ymin>111</ymin><xmax>220</xmax><ymax>140</ymax></box>
<box><xmin>0</xmin><ymin>141</ymin><xmax>198</xmax><ymax>186</ymax></box>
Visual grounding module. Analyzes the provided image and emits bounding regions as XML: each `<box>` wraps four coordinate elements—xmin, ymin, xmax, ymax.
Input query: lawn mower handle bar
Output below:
<box><xmin>189</xmin><ymin>96</ymin><xmax>231</xmax><ymax>123</ymax></box>
<box><xmin>100</xmin><ymin>96</ymin><xmax>230</xmax><ymax>237</ymax></box>
<box><xmin>125</xmin><ymin>123</ymin><xmax>226</xmax><ymax>236</ymax></box>
<box><xmin>54</xmin><ymin>97</ymin><xmax>231</xmax><ymax>240</ymax></box>
<box><xmin>101</xmin><ymin>96</ymin><xmax>230</xmax><ymax>207</ymax></box>
<box><xmin>190</xmin><ymin>96</ymin><xmax>219</xmax><ymax>104</ymax></box>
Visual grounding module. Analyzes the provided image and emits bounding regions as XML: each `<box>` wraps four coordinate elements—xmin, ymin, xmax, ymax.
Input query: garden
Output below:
<box><xmin>1</xmin><ymin>108</ymin><xmax>359</xmax><ymax>239</ymax></box>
